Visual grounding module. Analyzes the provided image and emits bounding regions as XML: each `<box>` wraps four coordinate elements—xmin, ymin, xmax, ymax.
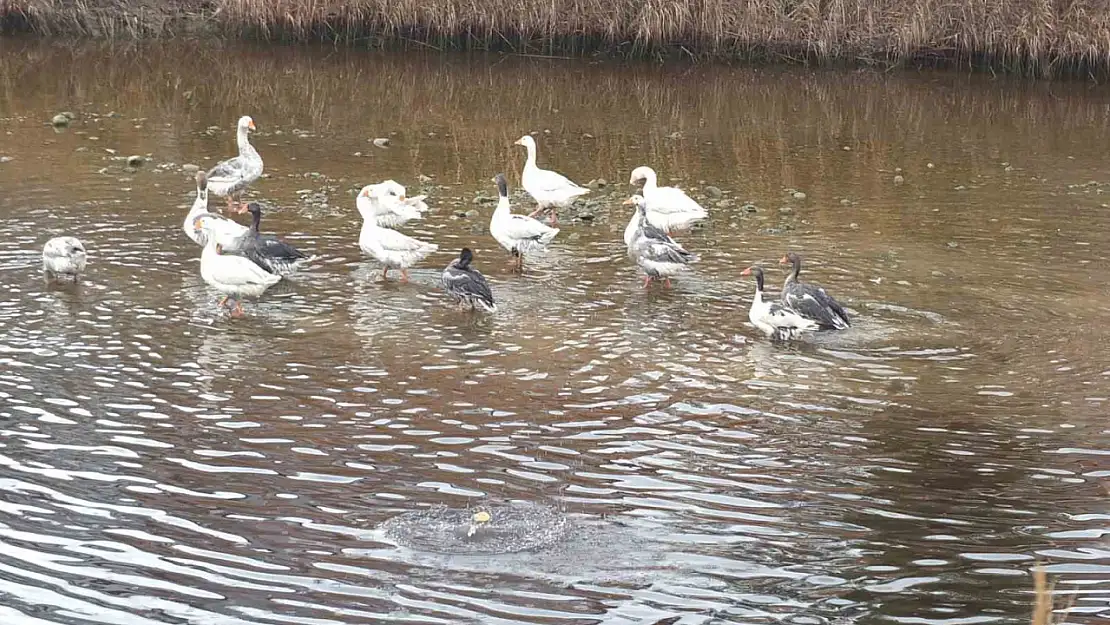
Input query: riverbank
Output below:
<box><xmin>2</xmin><ymin>0</ymin><xmax>1110</xmax><ymax>77</ymax></box>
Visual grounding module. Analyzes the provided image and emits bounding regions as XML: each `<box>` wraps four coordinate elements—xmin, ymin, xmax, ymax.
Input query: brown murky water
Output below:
<box><xmin>0</xmin><ymin>38</ymin><xmax>1108</xmax><ymax>624</ymax></box>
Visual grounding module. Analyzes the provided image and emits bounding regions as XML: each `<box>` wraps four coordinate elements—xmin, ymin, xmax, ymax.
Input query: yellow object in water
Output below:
<box><xmin>472</xmin><ymin>510</ymin><xmax>491</xmax><ymax>524</ymax></box>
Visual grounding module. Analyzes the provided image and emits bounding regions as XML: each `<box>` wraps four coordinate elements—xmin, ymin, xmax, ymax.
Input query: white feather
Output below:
<box><xmin>358</xmin><ymin>184</ymin><xmax>438</xmax><ymax>269</ymax></box>
<box><xmin>489</xmin><ymin>195</ymin><xmax>559</xmax><ymax>256</ymax></box>
<box><xmin>42</xmin><ymin>236</ymin><xmax>87</xmax><ymax>277</ymax></box>
<box><xmin>630</xmin><ymin>165</ymin><xmax>708</xmax><ymax>231</ymax></box>
<box><xmin>515</xmin><ymin>135</ymin><xmax>589</xmax><ymax>209</ymax></box>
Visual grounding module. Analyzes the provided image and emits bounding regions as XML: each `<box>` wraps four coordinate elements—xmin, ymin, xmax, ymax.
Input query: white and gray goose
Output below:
<box><xmin>741</xmin><ymin>265</ymin><xmax>818</xmax><ymax>341</ymax></box>
<box><xmin>441</xmin><ymin>247</ymin><xmax>496</xmax><ymax>312</ymax></box>
<box><xmin>780</xmin><ymin>251</ymin><xmax>850</xmax><ymax>330</ymax></box>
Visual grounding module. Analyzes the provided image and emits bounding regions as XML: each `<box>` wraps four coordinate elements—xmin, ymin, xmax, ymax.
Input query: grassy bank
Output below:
<box><xmin>3</xmin><ymin>1</ymin><xmax>1110</xmax><ymax>76</ymax></box>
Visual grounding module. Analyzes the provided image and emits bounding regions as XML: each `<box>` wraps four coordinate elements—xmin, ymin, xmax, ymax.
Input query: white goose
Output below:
<box><xmin>191</xmin><ymin>216</ymin><xmax>281</xmax><ymax>317</ymax></box>
<box><xmin>629</xmin><ymin>166</ymin><xmax>708</xmax><ymax>232</ymax></box>
<box><xmin>741</xmin><ymin>265</ymin><xmax>818</xmax><ymax>341</ymax></box>
<box><xmin>183</xmin><ymin>171</ymin><xmax>249</xmax><ymax>247</ymax></box>
<box><xmin>205</xmin><ymin>115</ymin><xmax>263</xmax><ymax>213</ymax></box>
<box><xmin>514</xmin><ymin>135</ymin><xmax>589</xmax><ymax>225</ymax></box>
<box><xmin>623</xmin><ymin>195</ymin><xmax>698</xmax><ymax>288</ymax></box>
<box><xmin>357</xmin><ymin>182</ymin><xmax>438</xmax><ymax>281</ymax></box>
<box><xmin>356</xmin><ymin>181</ymin><xmax>429</xmax><ymax>228</ymax></box>
<box><xmin>42</xmin><ymin>236</ymin><xmax>87</xmax><ymax>282</ymax></box>
<box><xmin>488</xmin><ymin>173</ymin><xmax>559</xmax><ymax>272</ymax></box>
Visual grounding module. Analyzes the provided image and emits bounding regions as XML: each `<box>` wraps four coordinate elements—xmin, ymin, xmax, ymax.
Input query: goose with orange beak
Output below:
<box><xmin>206</xmin><ymin>115</ymin><xmax>263</xmax><ymax>214</ymax></box>
<box><xmin>741</xmin><ymin>265</ymin><xmax>817</xmax><ymax>341</ymax></box>
<box><xmin>191</xmin><ymin>215</ymin><xmax>281</xmax><ymax>317</ymax></box>
<box><xmin>356</xmin><ymin>181</ymin><xmax>438</xmax><ymax>282</ymax></box>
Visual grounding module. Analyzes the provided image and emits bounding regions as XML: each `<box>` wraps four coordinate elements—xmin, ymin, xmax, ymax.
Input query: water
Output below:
<box><xmin>0</xmin><ymin>38</ymin><xmax>1108</xmax><ymax>624</ymax></box>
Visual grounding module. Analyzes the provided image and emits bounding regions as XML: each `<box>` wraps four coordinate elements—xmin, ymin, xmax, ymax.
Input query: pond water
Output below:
<box><xmin>0</xmin><ymin>38</ymin><xmax>1108</xmax><ymax>625</ymax></box>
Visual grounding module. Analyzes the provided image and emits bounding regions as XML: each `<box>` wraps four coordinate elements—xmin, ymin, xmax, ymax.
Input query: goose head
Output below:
<box><xmin>740</xmin><ymin>266</ymin><xmax>766</xmax><ymax>291</ymax></box>
<box><xmin>622</xmin><ymin>194</ymin><xmax>648</xmax><ymax>215</ymax></box>
<box><xmin>513</xmin><ymin>135</ymin><xmax>536</xmax><ymax>150</ymax></box>
<box><xmin>238</xmin><ymin>116</ymin><xmax>256</xmax><ymax>133</ymax></box>
<box><xmin>629</xmin><ymin>166</ymin><xmax>657</xmax><ymax>187</ymax></box>
<box><xmin>492</xmin><ymin>173</ymin><xmax>509</xmax><ymax>198</ymax></box>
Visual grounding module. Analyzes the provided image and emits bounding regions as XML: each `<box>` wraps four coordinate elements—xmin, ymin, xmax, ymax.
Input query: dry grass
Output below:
<box><xmin>1031</xmin><ymin>563</ymin><xmax>1075</xmax><ymax>625</ymax></box>
<box><xmin>3</xmin><ymin>0</ymin><xmax>1110</xmax><ymax>76</ymax></box>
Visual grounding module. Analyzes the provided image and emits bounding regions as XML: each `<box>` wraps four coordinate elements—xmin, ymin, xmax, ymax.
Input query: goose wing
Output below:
<box><xmin>528</xmin><ymin>168</ymin><xmax>587</xmax><ymax>196</ymax></box>
<box><xmin>646</xmin><ymin>186</ymin><xmax>707</xmax><ymax>216</ymax></box>
<box><xmin>206</xmin><ymin>156</ymin><xmax>247</xmax><ymax>183</ymax></box>
<box><xmin>375</xmin><ymin>226</ymin><xmax>436</xmax><ymax>253</ymax></box>
<box><xmin>443</xmin><ymin>265</ymin><xmax>495</xmax><ymax>308</ymax></box>
<box><xmin>783</xmin><ymin>283</ymin><xmax>851</xmax><ymax>329</ymax></box>
<box><xmin>209</xmin><ymin>251</ymin><xmax>279</xmax><ymax>286</ymax></box>
<box><xmin>506</xmin><ymin>214</ymin><xmax>557</xmax><ymax>241</ymax></box>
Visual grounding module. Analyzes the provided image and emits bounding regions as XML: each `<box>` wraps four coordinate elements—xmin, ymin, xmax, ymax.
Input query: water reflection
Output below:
<box><xmin>0</xmin><ymin>39</ymin><xmax>1107</xmax><ymax>624</ymax></box>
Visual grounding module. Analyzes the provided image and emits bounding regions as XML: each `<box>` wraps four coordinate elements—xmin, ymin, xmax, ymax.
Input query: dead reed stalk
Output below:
<box><xmin>4</xmin><ymin>0</ymin><xmax>1110</xmax><ymax>77</ymax></box>
<box><xmin>1031</xmin><ymin>563</ymin><xmax>1074</xmax><ymax>625</ymax></box>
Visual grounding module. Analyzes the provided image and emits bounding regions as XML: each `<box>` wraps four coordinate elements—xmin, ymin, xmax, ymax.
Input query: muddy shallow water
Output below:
<box><xmin>0</xmin><ymin>39</ymin><xmax>1108</xmax><ymax>624</ymax></box>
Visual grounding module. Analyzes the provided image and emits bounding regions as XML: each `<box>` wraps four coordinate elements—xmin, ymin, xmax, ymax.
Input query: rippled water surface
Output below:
<box><xmin>0</xmin><ymin>39</ymin><xmax>1108</xmax><ymax>625</ymax></box>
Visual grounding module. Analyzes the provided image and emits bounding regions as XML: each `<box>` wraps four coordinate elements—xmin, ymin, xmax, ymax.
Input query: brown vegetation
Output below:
<box><xmin>1031</xmin><ymin>564</ymin><xmax>1073</xmax><ymax>625</ymax></box>
<box><xmin>3</xmin><ymin>1</ymin><xmax>1110</xmax><ymax>76</ymax></box>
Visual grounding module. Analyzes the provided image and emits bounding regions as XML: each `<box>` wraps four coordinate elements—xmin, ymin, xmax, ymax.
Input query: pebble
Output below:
<box><xmin>792</xmin><ymin>191</ymin><xmax>806</xmax><ymax>200</ymax></box>
<box><xmin>464</xmin><ymin>209</ymin><xmax>480</xmax><ymax>219</ymax></box>
<box><xmin>126</xmin><ymin>155</ymin><xmax>144</xmax><ymax>167</ymax></box>
<box><xmin>0</xmin><ymin>156</ymin><xmax>11</xmax><ymax>163</ymax></box>
<box><xmin>587</xmin><ymin>178</ymin><xmax>607</xmax><ymax>190</ymax></box>
<box><xmin>417</xmin><ymin>174</ymin><xmax>433</xmax><ymax>184</ymax></box>
<box><xmin>850</xmin><ymin>223</ymin><xmax>860</xmax><ymax>230</ymax></box>
<box><xmin>742</xmin><ymin>203</ymin><xmax>758</xmax><ymax>213</ymax></box>
<box><xmin>947</xmin><ymin>241</ymin><xmax>959</xmax><ymax>248</ymax></box>
<box><xmin>705</xmin><ymin>185</ymin><xmax>724</xmax><ymax>198</ymax></box>
<box><xmin>840</xmin><ymin>198</ymin><xmax>851</xmax><ymax>205</ymax></box>
<box><xmin>51</xmin><ymin>114</ymin><xmax>70</xmax><ymax>127</ymax></box>
<box><xmin>893</xmin><ymin>175</ymin><xmax>905</xmax><ymax>184</ymax></box>
<box><xmin>778</xmin><ymin>206</ymin><xmax>793</xmax><ymax>214</ymax></box>
<box><xmin>372</xmin><ymin>137</ymin><xmax>390</xmax><ymax>148</ymax></box>
<box><xmin>927</xmin><ymin>162</ymin><xmax>935</xmax><ymax>169</ymax></box>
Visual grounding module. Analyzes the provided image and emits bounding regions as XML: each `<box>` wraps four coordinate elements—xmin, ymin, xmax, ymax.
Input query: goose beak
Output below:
<box><xmin>513</xmin><ymin>138</ymin><xmax>524</xmax><ymax>146</ymax></box>
<box><xmin>248</xmin><ymin>120</ymin><xmax>256</xmax><ymax>131</ymax></box>
<box><xmin>621</xmin><ymin>197</ymin><xmax>635</xmax><ymax>206</ymax></box>
<box><xmin>398</xmin><ymin>194</ymin><xmax>406</xmax><ymax>203</ymax></box>
<box><xmin>740</xmin><ymin>267</ymin><xmax>752</xmax><ymax>276</ymax></box>
<box><xmin>192</xmin><ymin>216</ymin><xmax>204</xmax><ymax>230</ymax></box>
<box><xmin>779</xmin><ymin>255</ymin><xmax>789</xmax><ymax>264</ymax></box>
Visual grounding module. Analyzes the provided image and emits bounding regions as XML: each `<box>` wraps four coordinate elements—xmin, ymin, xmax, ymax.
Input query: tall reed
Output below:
<box><xmin>4</xmin><ymin>1</ymin><xmax>1110</xmax><ymax>76</ymax></box>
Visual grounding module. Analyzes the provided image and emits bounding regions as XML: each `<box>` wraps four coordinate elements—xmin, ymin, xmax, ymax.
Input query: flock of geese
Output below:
<box><xmin>41</xmin><ymin>115</ymin><xmax>852</xmax><ymax>341</ymax></box>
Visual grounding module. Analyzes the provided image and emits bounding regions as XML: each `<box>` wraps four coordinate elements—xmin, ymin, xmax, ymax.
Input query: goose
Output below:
<box><xmin>780</xmin><ymin>252</ymin><xmax>851</xmax><ymax>330</ymax></box>
<box><xmin>223</xmin><ymin>202</ymin><xmax>310</xmax><ymax>276</ymax></box>
<box><xmin>629</xmin><ymin>166</ymin><xmax>708</xmax><ymax>232</ymax></box>
<box><xmin>42</xmin><ymin>236</ymin><xmax>87</xmax><ymax>282</ymax></box>
<box><xmin>488</xmin><ymin>173</ymin><xmax>559</xmax><ymax>272</ymax></box>
<box><xmin>441</xmin><ymin>248</ymin><xmax>496</xmax><ymax>312</ymax></box>
<box><xmin>183</xmin><ymin>171</ymin><xmax>249</xmax><ymax>248</ymax></box>
<box><xmin>514</xmin><ymin>135</ymin><xmax>589</xmax><ymax>225</ymax></box>
<box><xmin>356</xmin><ymin>181</ymin><xmax>429</xmax><ymax>228</ymax></box>
<box><xmin>623</xmin><ymin>195</ymin><xmax>698</xmax><ymax>288</ymax></box>
<box><xmin>205</xmin><ymin>115</ymin><xmax>263</xmax><ymax>213</ymax></box>
<box><xmin>741</xmin><ymin>265</ymin><xmax>818</xmax><ymax>341</ymax></box>
<box><xmin>357</xmin><ymin>182</ymin><xmax>438</xmax><ymax>281</ymax></box>
<box><xmin>191</xmin><ymin>215</ymin><xmax>281</xmax><ymax>317</ymax></box>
